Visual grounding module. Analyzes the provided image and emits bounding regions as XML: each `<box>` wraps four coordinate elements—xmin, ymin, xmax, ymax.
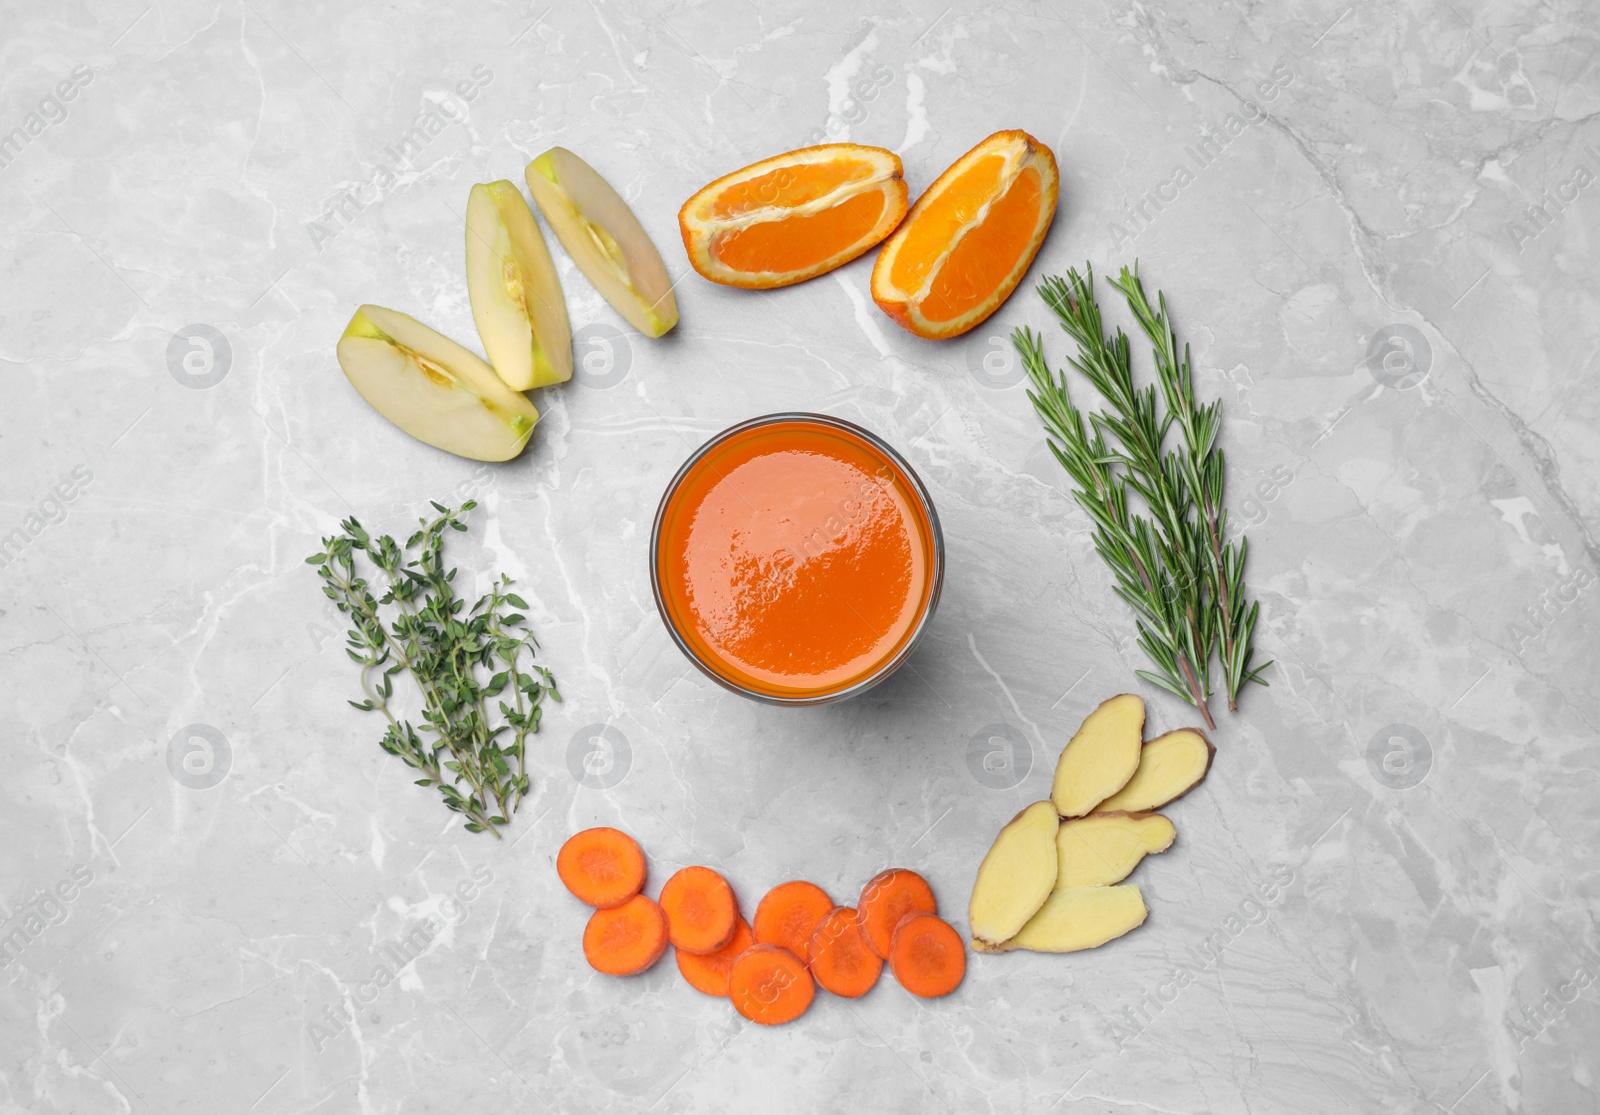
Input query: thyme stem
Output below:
<box><xmin>308</xmin><ymin>500</ymin><xmax>560</xmax><ymax>838</ymax></box>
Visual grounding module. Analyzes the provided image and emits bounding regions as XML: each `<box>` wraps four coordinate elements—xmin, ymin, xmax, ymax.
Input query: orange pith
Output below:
<box><xmin>710</xmin><ymin>158</ymin><xmax>877</xmax><ymax>218</ymax></box>
<box><xmin>887</xmin><ymin>156</ymin><xmax>1005</xmax><ymax>294</ymax></box>
<box><xmin>871</xmin><ymin>130</ymin><xmax>1059</xmax><ymax>340</ymax></box>
<box><xmin>712</xmin><ymin>188</ymin><xmax>889</xmax><ymax>275</ymax></box>
<box><xmin>679</xmin><ymin>144</ymin><xmax>909</xmax><ymax>289</ymax></box>
<box><xmin>924</xmin><ymin>166</ymin><xmax>1043</xmax><ymax>323</ymax></box>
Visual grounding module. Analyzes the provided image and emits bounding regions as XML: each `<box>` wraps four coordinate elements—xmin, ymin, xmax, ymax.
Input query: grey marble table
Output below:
<box><xmin>3</xmin><ymin>1</ymin><xmax>1597</xmax><ymax>1112</ymax></box>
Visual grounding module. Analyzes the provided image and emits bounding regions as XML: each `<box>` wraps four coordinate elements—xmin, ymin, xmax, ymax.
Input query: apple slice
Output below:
<box><xmin>465</xmin><ymin>180</ymin><xmax>572</xmax><ymax>390</ymax></box>
<box><xmin>524</xmin><ymin>147</ymin><xmax>678</xmax><ymax>338</ymax></box>
<box><xmin>336</xmin><ymin>304</ymin><xmax>538</xmax><ymax>462</ymax></box>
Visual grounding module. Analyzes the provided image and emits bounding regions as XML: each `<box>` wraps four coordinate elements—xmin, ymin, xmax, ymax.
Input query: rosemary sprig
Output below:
<box><xmin>1112</xmin><ymin>265</ymin><xmax>1270</xmax><ymax>708</ymax></box>
<box><xmin>307</xmin><ymin>500</ymin><xmax>560</xmax><ymax>837</ymax></box>
<box><xmin>1015</xmin><ymin>323</ymin><xmax>1217</xmax><ymax>728</ymax></box>
<box><xmin>1015</xmin><ymin>263</ymin><xmax>1268</xmax><ymax>726</ymax></box>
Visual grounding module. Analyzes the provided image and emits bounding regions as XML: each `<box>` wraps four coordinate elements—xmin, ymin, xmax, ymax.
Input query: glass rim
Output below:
<box><xmin>649</xmin><ymin>411</ymin><xmax>945</xmax><ymax>707</ymax></box>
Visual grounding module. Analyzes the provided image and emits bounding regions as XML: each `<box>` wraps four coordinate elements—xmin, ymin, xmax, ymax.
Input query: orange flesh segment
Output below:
<box><xmin>710</xmin><ymin>159</ymin><xmax>875</xmax><ymax>218</ymax></box>
<box><xmin>887</xmin><ymin>154</ymin><xmax>1006</xmax><ymax>293</ymax></box>
<box><xmin>712</xmin><ymin>187</ymin><xmax>889</xmax><ymax>275</ymax></box>
<box><xmin>921</xmin><ymin>165</ymin><xmax>1043</xmax><ymax>323</ymax></box>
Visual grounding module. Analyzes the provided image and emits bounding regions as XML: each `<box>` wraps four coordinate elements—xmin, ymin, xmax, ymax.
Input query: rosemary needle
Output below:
<box><xmin>1015</xmin><ymin>263</ymin><xmax>1269</xmax><ymax>726</ymax></box>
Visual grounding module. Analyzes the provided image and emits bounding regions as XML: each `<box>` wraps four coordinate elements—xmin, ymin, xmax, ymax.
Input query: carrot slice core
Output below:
<box><xmin>728</xmin><ymin>944</ymin><xmax>815</xmax><ymax>1024</ymax></box>
<box><xmin>557</xmin><ymin>827</ymin><xmax>647</xmax><ymax>908</ymax></box>
<box><xmin>857</xmin><ymin>868</ymin><xmax>938</xmax><ymax>958</ymax></box>
<box><xmin>583</xmin><ymin>894</ymin><xmax>669</xmax><ymax>976</ymax></box>
<box><xmin>807</xmin><ymin>906</ymin><xmax>883</xmax><ymax>998</ymax></box>
<box><xmin>752</xmin><ymin>880</ymin><xmax>835</xmax><ymax>963</ymax></box>
<box><xmin>659</xmin><ymin>865</ymin><xmax>739</xmax><ymax>955</ymax></box>
<box><xmin>889</xmin><ymin>913</ymin><xmax>966</xmax><ymax>998</ymax></box>
<box><xmin>677</xmin><ymin>916</ymin><xmax>754</xmax><ymax>996</ymax></box>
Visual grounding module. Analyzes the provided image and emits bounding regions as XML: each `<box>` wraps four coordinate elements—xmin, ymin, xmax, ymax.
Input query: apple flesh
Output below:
<box><xmin>466</xmin><ymin>180</ymin><xmax>572</xmax><ymax>391</ymax></box>
<box><xmin>524</xmin><ymin>147</ymin><xmax>678</xmax><ymax>338</ymax></box>
<box><xmin>336</xmin><ymin>304</ymin><xmax>538</xmax><ymax>462</ymax></box>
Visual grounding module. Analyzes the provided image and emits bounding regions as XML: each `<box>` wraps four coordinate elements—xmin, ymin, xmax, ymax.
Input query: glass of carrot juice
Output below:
<box><xmin>651</xmin><ymin>413</ymin><xmax>944</xmax><ymax>705</ymax></box>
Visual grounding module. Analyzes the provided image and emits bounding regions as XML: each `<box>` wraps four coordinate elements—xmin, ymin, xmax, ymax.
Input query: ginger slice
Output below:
<box><xmin>1000</xmin><ymin>884</ymin><xmax>1147</xmax><ymax>954</ymax></box>
<box><xmin>968</xmin><ymin>801</ymin><xmax>1059</xmax><ymax>952</ymax></box>
<box><xmin>1056</xmin><ymin>812</ymin><xmax>1175</xmax><ymax>888</ymax></box>
<box><xmin>1093</xmin><ymin>728</ymin><xmax>1215</xmax><ymax>814</ymax></box>
<box><xmin>1051</xmin><ymin>693</ymin><xmax>1145</xmax><ymax>817</ymax></box>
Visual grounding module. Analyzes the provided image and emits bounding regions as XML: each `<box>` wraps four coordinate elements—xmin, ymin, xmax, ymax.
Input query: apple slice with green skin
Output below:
<box><xmin>466</xmin><ymin>180</ymin><xmax>572</xmax><ymax>390</ymax></box>
<box><xmin>524</xmin><ymin>147</ymin><xmax>678</xmax><ymax>338</ymax></box>
<box><xmin>336</xmin><ymin>304</ymin><xmax>538</xmax><ymax>462</ymax></box>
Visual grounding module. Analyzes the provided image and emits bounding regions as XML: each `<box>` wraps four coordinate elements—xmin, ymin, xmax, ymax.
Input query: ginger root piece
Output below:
<box><xmin>1000</xmin><ymin>884</ymin><xmax>1147</xmax><ymax>954</ymax></box>
<box><xmin>1056</xmin><ymin>812</ymin><xmax>1175</xmax><ymax>888</ymax></box>
<box><xmin>1052</xmin><ymin>694</ymin><xmax>1145</xmax><ymax>817</ymax></box>
<box><xmin>1093</xmin><ymin>728</ymin><xmax>1215</xmax><ymax>814</ymax></box>
<box><xmin>968</xmin><ymin>801</ymin><xmax>1059</xmax><ymax>952</ymax></box>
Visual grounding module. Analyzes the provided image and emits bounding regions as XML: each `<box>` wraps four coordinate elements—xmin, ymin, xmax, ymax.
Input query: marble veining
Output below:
<box><xmin>1</xmin><ymin>1</ymin><xmax>1597</xmax><ymax>1112</ymax></box>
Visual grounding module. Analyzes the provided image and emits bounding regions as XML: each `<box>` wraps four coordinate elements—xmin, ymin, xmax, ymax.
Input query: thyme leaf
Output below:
<box><xmin>308</xmin><ymin>500</ymin><xmax>560</xmax><ymax>838</ymax></box>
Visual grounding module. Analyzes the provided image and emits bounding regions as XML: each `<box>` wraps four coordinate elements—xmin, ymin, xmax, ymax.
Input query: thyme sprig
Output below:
<box><xmin>307</xmin><ymin>500</ymin><xmax>560</xmax><ymax>837</ymax></box>
<box><xmin>1015</xmin><ymin>264</ymin><xmax>1269</xmax><ymax>727</ymax></box>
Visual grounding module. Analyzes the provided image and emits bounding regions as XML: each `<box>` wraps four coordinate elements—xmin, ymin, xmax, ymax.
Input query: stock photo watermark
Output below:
<box><xmin>1365</xmin><ymin>324</ymin><xmax>1432</xmax><ymax>389</ymax></box>
<box><xmin>1107</xmin><ymin>863</ymin><xmax>1296</xmax><ymax>1049</ymax></box>
<box><xmin>1507</xmin><ymin>951</ymin><xmax>1599</xmax><ymax>1052</ymax></box>
<box><xmin>0</xmin><ymin>861</ymin><xmax>95</xmax><ymax>973</ymax></box>
<box><xmin>965</xmin><ymin>330</ymin><xmax>1026</xmax><ymax>389</ymax></box>
<box><xmin>1506</xmin><ymin>565</ymin><xmax>1593</xmax><ymax>653</ymax></box>
<box><xmin>166</xmin><ymin>723</ymin><xmax>231</xmax><ymax>790</ymax></box>
<box><xmin>307</xmin><ymin>864</ymin><xmax>494</xmax><ymax>1053</ymax></box>
<box><xmin>800</xmin><ymin>62</ymin><xmax>894</xmax><ymax>148</ymax></box>
<box><xmin>965</xmin><ymin>724</ymin><xmax>1032</xmax><ymax>789</ymax></box>
<box><xmin>571</xmin><ymin>324</ymin><xmax>633</xmax><ymax>390</ymax></box>
<box><xmin>0</xmin><ymin>465</ymin><xmax>93</xmax><ymax>571</ymax></box>
<box><xmin>1228</xmin><ymin>464</ymin><xmax>1296</xmax><ymax>539</ymax></box>
<box><xmin>568</xmin><ymin>724</ymin><xmax>631</xmax><ymax>789</ymax></box>
<box><xmin>1365</xmin><ymin>723</ymin><xmax>1431</xmax><ymax>790</ymax></box>
<box><xmin>1109</xmin><ymin>63</ymin><xmax>1296</xmax><ymax>249</ymax></box>
<box><xmin>0</xmin><ymin>64</ymin><xmax>94</xmax><ymax>174</ymax></box>
<box><xmin>166</xmin><ymin>324</ymin><xmax>233</xmax><ymax>389</ymax></box>
<box><xmin>305</xmin><ymin>65</ymin><xmax>494</xmax><ymax>252</ymax></box>
<box><xmin>1505</xmin><ymin>143</ymin><xmax>1600</xmax><ymax>254</ymax></box>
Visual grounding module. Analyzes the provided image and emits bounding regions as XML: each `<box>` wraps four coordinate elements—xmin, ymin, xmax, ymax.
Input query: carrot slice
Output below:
<box><xmin>807</xmin><ymin>906</ymin><xmax>883</xmax><ymax>998</ymax></box>
<box><xmin>889</xmin><ymin>913</ymin><xmax>966</xmax><ymax>998</ymax></box>
<box><xmin>659</xmin><ymin>866</ymin><xmax>739</xmax><ymax>955</ymax></box>
<box><xmin>857</xmin><ymin>868</ymin><xmax>937</xmax><ymax>958</ymax></box>
<box><xmin>727</xmin><ymin>944</ymin><xmax>815</xmax><ymax>1025</ymax></box>
<box><xmin>752</xmin><ymin>880</ymin><xmax>834</xmax><ymax>963</ymax></box>
<box><xmin>676</xmin><ymin>916</ymin><xmax>754</xmax><ymax>997</ymax></box>
<box><xmin>557</xmin><ymin>827</ymin><xmax>646</xmax><ymax>908</ymax></box>
<box><xmin>582</xmin><ymin>893</ymin><xmax>669</xmax><ymax>976</ymax></box>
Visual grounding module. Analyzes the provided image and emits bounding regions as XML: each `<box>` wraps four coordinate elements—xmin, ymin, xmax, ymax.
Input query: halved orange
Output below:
<box><xmin>871</xmin><ymin>130</ymin><xmax>1059</xmax><ymax>339</ymax></box>
<box><xmin>679</xmin><ymin>144</ymin><xmax>909</xmax><ymax>289</ymax></box>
